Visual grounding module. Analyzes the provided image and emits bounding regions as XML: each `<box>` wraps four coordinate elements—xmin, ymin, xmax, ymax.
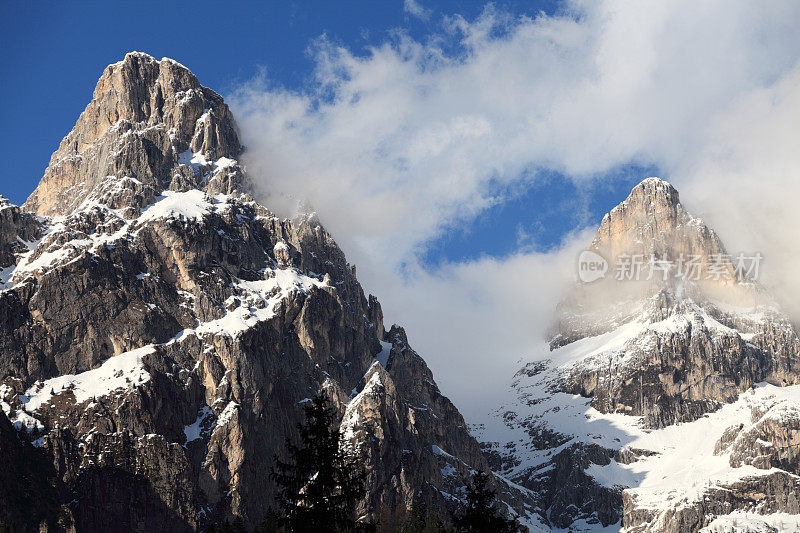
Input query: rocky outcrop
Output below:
<box><xmin>552</xmin><ymin>179</ymin><xmax>799</xmax><ymax>428</ymax></box>
<box><xmin>715</xmin><ymin>392</ymin><xmax>800</xmax><ymax>473</ymax></box>
<box><xmin>23</xmin><ymin>52</ymin><xmax>241</xmax><ymax>217</ymax></box>
<box><xmin>557</xmin><ymin>296</ymin><xmax>800</xmax><ymax>428</ymax></box>
<box><xmin>623</xmin><ymin>471</ymin><xmax>800</xmax><ymax>533</ymax></box>
<box><xmin>340</xmin><ymin>327</ymin><xmax>534</xmax><ymax>522</ymax></box>
<box><xmin>541</xmin><ymin>442</ymin><xmax>621</xmax><ymax>528</ymax></box>
<box><xmin>0</xmin><ymin>196</ymin><xmax>42</xmax><ymax>275</ymax></box>
<box><xmin>0</xmin><ymin>53</ymin><xmax>537</xmax><ymax>531</ymax></box>
<box><xmin>477</xmin><ymin>178</ymin><xmax>800</xmax><ymax>531</ymax></box>
<box><xmin>0</xmin><ymin>409</ymin><xmax>67</xmax><ymax>532</ymax></box>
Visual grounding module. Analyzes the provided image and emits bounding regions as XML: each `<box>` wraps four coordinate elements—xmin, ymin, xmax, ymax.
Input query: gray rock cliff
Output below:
<box><xmin>477</xmin><ymin>178</ymin><xmax>800</xmax><ymax>531</ymax></box>
<box><xmin>0</xmin><ymin>53</ymin><xmax>537</xmax><ymax>531</ymax></box>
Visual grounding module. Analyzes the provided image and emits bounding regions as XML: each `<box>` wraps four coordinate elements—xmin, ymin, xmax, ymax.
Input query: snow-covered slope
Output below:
<box><xmin>476</xmin><ymin>179</ymin><xmax>800</xmax><ymax>532</ymax></box>
<box><xmin>0</xmin><ymin>52</ymin><xmax>539</xmax><ymax>531</ymax></box>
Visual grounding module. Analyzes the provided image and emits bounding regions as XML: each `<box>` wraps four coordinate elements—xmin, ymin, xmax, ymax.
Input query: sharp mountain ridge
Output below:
<box><xmin>0</xmin><ymin>52</ymin><xmax>539</xmax><ymax>532</ymax></box>
<box><xmin>476</xmin><ymin>178</ymin><xmax>800</xmax><ymax>532</ymax></box>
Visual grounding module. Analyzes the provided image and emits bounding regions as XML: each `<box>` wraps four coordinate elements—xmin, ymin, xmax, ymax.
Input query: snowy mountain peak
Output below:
<box><xmin>0</xmin><ymin>56</ymin><xmax>540</xmax><ymax>531</ymax></box>
<box><xmin>631</xmin><ymin>176</ymin><xmax>678</xmax><ymax>196</ymax></box>
<box><xmin>591</xmin><ymin>177</ymin><xmax>725</xmax><ymax>273</ymax></box>
<box><xmin>478</xmin><ymin>176</ymin><xmax>800</xmax><ymax>531</ymax></box>
<box><xmin>556</xmin><ymin>178</ymin><xmax>757</xmax><ymax>353</ymax></box>
<box><xmin>114</xmin><ymin>51</ymin><xmax>192</xmax><ymax>72</ymax></box>
<box><xmin>23</xmin><ymin>52</ymin><xmax>244</xmax><ymax>217</ymax></box>
<box><xmin>619</xmin><ymin>176</ymin><xmax>681</xmax><ymax>212</ymax></box>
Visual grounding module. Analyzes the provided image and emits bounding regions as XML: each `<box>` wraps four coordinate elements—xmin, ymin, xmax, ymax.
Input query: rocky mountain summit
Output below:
<box><xmin>476</xmin><ymin>178</ymin><xmax>800</xmax><ymax>531</ymax></box>
<box><xmin>5</xmin><ymin>52</ymin><xmax>798</xmax><ymax>533</ymax></box>
<box><xmin>0</xmin><ymin>53</ymin><xmax>537</xmax><ymax>532</ymax></box>
<box><xmin>24</xmin><ymin>52</ymin><xmax>242</xmax><ymax>217</ymax></box>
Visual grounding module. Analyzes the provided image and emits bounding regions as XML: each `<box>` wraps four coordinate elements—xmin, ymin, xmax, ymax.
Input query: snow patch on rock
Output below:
<box><xmin>700</xmin><ymin>510</ymin><xmax>800</xmax><ymax>532</ymax></box>
<box><xmin>139</xmin><ymin>189</ymin><xmax>212</xmax><ymax>223</ymax></box>
<box><xmin>20</xmin><ymin>345</ymin><xmax>154</xmax><ymax>412</ymax></box>
<box><xmin>195</xmin><ymin>267</ymin><xmax>327</xmax><ymax>337</ymax></box>
<box><xmin>184</xmin><ymin>406</ymin><xmax>214</xmax><ymax>444</ymax></box>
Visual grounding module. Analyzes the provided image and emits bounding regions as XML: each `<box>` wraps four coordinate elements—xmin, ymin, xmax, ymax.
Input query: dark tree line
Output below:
<box><xmin>270</xmin><ymin>392</ymin><xmax>367</xmax><ymax>532</ymax></box>
<box><xmin>451</xmin><ymin>471</ymin><xmax>520</xmax><ymax>533</ymax></box>
<box><xmin>207</xmin><ymin>392</ymin><xmax>523</xmax><ymax>533</ymax></box>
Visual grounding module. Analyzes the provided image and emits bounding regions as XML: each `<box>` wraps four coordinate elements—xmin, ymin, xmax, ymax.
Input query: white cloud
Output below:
<box><xmin>373</xmin><ymin>229</ymin><xmax>592</xmax><ymax>419</ymax></box>
<box><xmin>677</xmin><ymin>64</ymin><xmax>800</xmax><ymax>320</ymax></box>
<box><xmin>230</xmin><ymin>0</ymin><xmax>800</xmax><ymax>417</ymax></box>
<box><xmin>403</xmin><ymin>0</ymin><xmax>431</xmax><ymax>21</ymax></box>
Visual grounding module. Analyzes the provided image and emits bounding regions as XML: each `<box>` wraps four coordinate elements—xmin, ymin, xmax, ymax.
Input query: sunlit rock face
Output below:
<box><xmin>477</xmin><ymin>178</ymin><xmax>800</xmax><ymax>531</ymax></box>
<box><xmin>23</xmin><ymin>52</ymin><xmax>243</xmax><ymax>218</ymax></box>
<box><xmin>553</xmin><ymin>178</ymin><xmax>799</xmax><ymax>428</ymax></box>
<box><xmin>0</xmin><ymin>53</ymin><xmax>538</xmax><ymax>531</ymax></box>
<box><xmin>592</xmin><ymin>178</ymin><xmax>725</xmax><ymax>273</ymax></box>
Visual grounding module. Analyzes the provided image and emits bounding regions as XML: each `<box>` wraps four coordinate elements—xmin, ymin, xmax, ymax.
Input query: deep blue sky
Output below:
<box><xmin>0</xmin><ymin>0</ymin><xmax>641</xmax><ymax>264</ymax></box>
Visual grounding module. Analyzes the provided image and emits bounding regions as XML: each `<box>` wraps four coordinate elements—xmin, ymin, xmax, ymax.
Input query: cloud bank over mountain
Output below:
<box><xmin>231</xmin><ymin>0</ymin><xmax>800</xmax><ymax>417</ymax></box>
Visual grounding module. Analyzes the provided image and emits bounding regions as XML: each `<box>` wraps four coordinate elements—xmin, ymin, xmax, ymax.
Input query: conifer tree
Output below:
<box><xmin>401</xmin><ymin>497</ymin><xmax>446</xmax><ymax>533</ymax></box>
<box><xmin>207</xmin><ymin>517</ymin><xmax>247</xmax><ymax>533</ymax></box>
<box><xmin>452</xmin><ymin>471</ymin><xmax>520</xmax><ymax>533</ymax></box>
<box><xmin>423</xmin><ymin>514</ymin><xmax>445</xmax><ymax>533</ymax></box>
<box><xmin>256</xmin><ymin>508</ymin><xmax>283</xmax><ymax>532</ymax></box>
<box><xmin>402</xmin><ymin>498</ymin><xmax>427</xmax><ymax>533</ymax></box>
<box><xmin>271</xmin><ymin>392</ymin><xmax>367</xmax><ymax>532</ymax></box>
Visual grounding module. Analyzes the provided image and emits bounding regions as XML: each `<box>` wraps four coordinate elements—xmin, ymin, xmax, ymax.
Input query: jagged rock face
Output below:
<box><xmin>622</xmin><ymin>471</ymin><xmax>800</xmax><ymax>533</ymax></box>
<box><xmin>557</xmin><ymin>295</ymin><xmax>800</xmax><ymax>428</ymax></box>
<box><xmin>338</xmin><ymin>327</ymin><xmax>535</xmax><ymax>523</ymax></box>
<box><xmin>590</xmin><ymin>178</ymin><xmax>729</xmax><ymax>279</ymax></box>
<box><xmin>475</xmin><ymin>358</ymin><xmax>627</xmax><ymax>530</ymax></box>
<box><xmin>0</xmin><ymin>53</ymin><xmax>538</xmax><ymax>531</ymax></box>
<box><xmin>0</xmin><ymin>410</ymin><xmax>67</xmax><ymax>532</ymax></box>
<box><xmin>715</xmin><ymin>391</ymin><xmax>800</xmax><ymax>473</ymax></box>
<box><xmin>0</xmin><ymin>196</ymin><xmax>42</xmax><ymax>275</ymax></box>
<box><xmin>477</xmin><ymin>178</ymin><xmax>800</xmax><ymax>531</ymax></box>
<box><xmin>23</xmin><ymin>52</ymin><xmax>242</xmax><ymax>217</ymax></box>
<box><xmin>551</xmin><ymin>178</ymin><xmax>800</xmax><ymax>428</ymax></box>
